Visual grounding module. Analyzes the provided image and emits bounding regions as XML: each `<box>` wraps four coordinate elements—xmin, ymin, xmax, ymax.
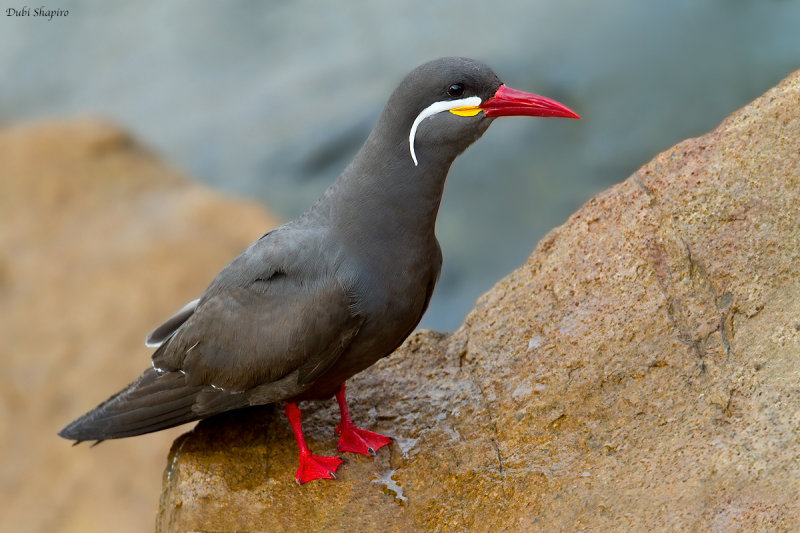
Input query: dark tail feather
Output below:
<box><xmin>59</xmin><ymin>367</ymin><xmax>208</xmax><ymax>441</ymax></box>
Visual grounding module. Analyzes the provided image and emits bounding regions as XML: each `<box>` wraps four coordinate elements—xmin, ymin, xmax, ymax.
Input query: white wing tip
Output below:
<box><xmin>145</xmin><ymin>338</ymin><xmax>164</xmax><ymax>349</ymax></box>
<box><xmin>144</xmin><ymin>298</ymin><xmax>200</xmax><ymax>348</ymax></box>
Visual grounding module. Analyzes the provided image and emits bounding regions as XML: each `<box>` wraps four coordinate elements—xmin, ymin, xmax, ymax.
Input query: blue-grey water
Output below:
<box><xmin>3</xmin><ymin>1</ymin><xmax>799</xmax><ymax>330</ymax></box>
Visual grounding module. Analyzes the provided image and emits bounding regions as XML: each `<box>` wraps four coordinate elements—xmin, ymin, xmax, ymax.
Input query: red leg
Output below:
<box><xmin>334</xmin><ymin>383</ymin><xmax>392</xmax><ymax>456</ymax></box>
<box><xmin>285</xmin><ymin>402</ymin><xmax>342</xmax><ymax>484</ymax></box>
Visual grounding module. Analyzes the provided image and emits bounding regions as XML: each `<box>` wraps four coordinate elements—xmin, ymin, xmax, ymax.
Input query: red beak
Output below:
<box><xmin>480</xmin><ymin>85</ymin><xmax>580</xmax><ymax>119</ymax></box>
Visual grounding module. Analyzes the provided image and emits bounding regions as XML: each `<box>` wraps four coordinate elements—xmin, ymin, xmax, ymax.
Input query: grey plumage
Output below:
<box><xmin>59</xmin><ymin>57</ymin><xmax>576</xmax><ymax>444</ymax></box>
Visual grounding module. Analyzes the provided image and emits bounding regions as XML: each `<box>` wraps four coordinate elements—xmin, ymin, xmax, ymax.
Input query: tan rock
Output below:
<box><xmin>0</xmin><ymin>118</ymin><xmax>280</xmax><ymax>533</ymax></box>
<box><xmin>156</xmin><ymin>69</ymin><xmax>800</xmax><ymax>532</ymax></box>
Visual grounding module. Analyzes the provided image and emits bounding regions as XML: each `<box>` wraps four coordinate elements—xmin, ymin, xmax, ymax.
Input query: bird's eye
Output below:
<box><xmin>447</xmin><ymin>83</ymin><xmax>465</xmax><ymax>98</ymax></box>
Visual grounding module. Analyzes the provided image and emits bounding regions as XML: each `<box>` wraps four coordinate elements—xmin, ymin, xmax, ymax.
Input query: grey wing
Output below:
<box><xmin>148</xmin><ymin>227</ymin><xmax>362</xmax><ymax>395</ymax></box>
<box><xmin>151</xmin><ymin>280</ymin><xmax>362</xmax><ymax>393</ymax></box>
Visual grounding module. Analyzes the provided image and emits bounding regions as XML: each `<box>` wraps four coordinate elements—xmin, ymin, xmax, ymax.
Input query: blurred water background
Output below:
<box><xmin>3</xmin><ymin>0</ymin><xmax>799</xmax><ymax>330</ymax></box>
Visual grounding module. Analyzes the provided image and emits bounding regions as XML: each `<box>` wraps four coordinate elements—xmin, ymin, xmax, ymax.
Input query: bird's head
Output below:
<box><xmin>383</xmin><ymin>57</ymin><xmax>580</xmax><ymax>167</ymax></box>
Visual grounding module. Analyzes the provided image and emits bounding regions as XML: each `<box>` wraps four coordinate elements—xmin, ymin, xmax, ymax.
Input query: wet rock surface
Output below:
<box><xmin>157</xmin><ymin>71</ymin><xmax>800</xmax><ymax>532</ymax></box>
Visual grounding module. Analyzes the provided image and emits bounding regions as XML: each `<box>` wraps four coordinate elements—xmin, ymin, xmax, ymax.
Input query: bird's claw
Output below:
<box><xmin>295</xmin><ymin>453</ymin><xmax>343</xmax><ymax>484</ymax></box>
<box><xmin>336</xmin><ymin>423</ymin><xmax>392</xmax><ymax>456</ymax></box>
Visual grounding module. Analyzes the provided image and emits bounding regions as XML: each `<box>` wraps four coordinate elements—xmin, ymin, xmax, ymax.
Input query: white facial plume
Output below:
<box><xmin>408</xmin><ymin>96</ymin><xmax>482</xmax><ymax>166</ymax></box>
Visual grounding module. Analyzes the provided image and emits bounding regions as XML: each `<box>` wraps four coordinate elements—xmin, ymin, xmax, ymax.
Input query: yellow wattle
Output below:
<box><xmin>449</xmin><ymin>106</ymin><xmax>482</xmax><ymax>117</ymax></box>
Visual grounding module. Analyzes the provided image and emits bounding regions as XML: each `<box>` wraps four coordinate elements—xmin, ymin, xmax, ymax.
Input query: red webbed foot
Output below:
<box><xmin>295</xmin><ymin>452</ymin><xmax>343</xmax><ymax>485</ymax></box>
<box><xmin>286</xmin><ymin>402</ymin><xmax>343</xmax><ymax>484</ymax></box>
<box><xmin>335</xmin><ymin>383</ymin><xmax>392</xmax><ymax>456</ymax></box>
<box><xmin>335</xmin><ymin>423</ymin><xmax>393</xmax><ymax>456</ymax></box>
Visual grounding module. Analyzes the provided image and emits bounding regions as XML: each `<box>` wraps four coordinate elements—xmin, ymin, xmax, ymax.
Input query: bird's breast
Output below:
<box><xmin>349</xmin><ymin>236</ymin><xmax>440</xmax><ymax>322</ymax></box>
<box><xmin>300</xmin><ymin>238</ymin><xmax>440</xmax><ymax>397</ymax></box>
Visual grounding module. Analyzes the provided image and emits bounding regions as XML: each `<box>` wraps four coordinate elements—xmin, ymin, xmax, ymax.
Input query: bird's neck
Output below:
<box><xmin>322</xmin><ymin>122</ymin><xmax>455</xmax><ymax>242</ymax></box>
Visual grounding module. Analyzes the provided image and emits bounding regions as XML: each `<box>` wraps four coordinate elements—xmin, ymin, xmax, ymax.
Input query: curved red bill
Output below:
<box><xmin>481</xmin><ymin>85</ymin><xmax>580</xmax><ymax>119</ymax></box>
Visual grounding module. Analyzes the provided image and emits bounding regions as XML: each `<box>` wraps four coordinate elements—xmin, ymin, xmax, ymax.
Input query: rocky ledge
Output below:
<box><xmin>154</xmin><ymin>70</ymin><xmax>800</xmax><ymax>532</ymax></box>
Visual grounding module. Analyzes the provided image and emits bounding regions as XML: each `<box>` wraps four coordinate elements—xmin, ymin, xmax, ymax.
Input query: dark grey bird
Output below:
<box><xmin>59</xmin><ymin>57</ymin><xmax>579</xmax><ymax>484</ymax></box>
